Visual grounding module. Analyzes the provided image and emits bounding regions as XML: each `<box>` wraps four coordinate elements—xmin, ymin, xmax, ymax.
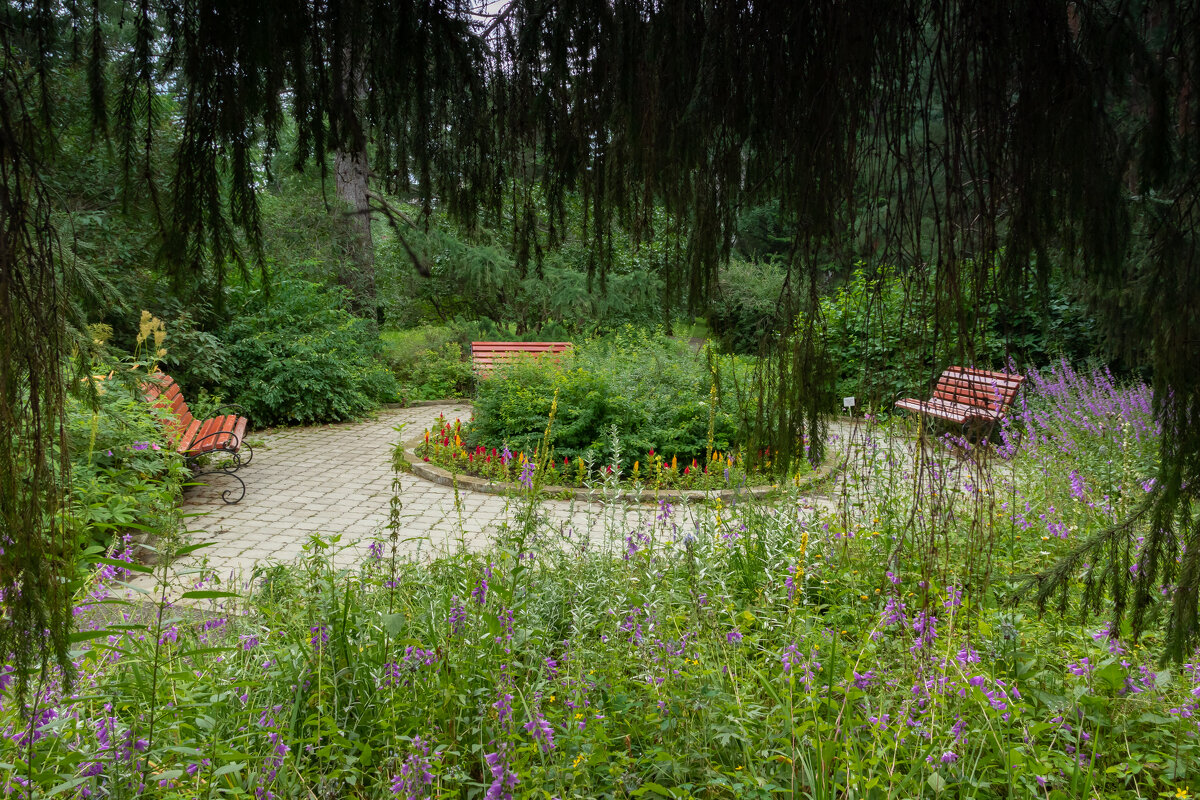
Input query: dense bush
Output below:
<box><xmin>380</xmin><ymin>325</ymin><xmax>475</xmax><ymax>402</ymax></box>
<box><xmin>707</xmin><ymin>258</ymin><xmax>787</xmax><ymax>354</ymax></box>
<box><xmin>220</xmin><ymin>279</ymin><xmax>399</xmax><ymax>426</ymax></box>
<box><xmin>469</xmin><ymin>328</ymin><xmax>743</xmax><ymax>468</ymax></box>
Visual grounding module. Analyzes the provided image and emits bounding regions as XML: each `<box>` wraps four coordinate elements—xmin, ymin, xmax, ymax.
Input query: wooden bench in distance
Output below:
<box><xmin>471</xmin><ymin>341</ymin><xmax>572</xmax><ymax>378</ymax></box>
<box><xmin>895</xmin><ymin>366</ymin><xmax>1024</xmax><ymax>436</ymax></box>
<box><xmin>143</xmin><ymin>372</ymin><xmax>253</xmax><ymax>503</ymax></box>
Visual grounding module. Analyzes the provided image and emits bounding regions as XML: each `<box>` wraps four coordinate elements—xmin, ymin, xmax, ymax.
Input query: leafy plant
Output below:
<box><xmin>469</xmin><ymin>328</ymin><xmax>744</xmax><ymax>469</ymax></box>
<box><xmin>379</xmin><ymin>325</ymin><xmax>475</xmax><ymax>402</ymax></box>
<box><xmin>65</xmin><ymin>365</ymin><xmax>187</xmax><ymax>552</ymax></box>
<box><xmin>219</xmin><ymin>278</ymin><xmax>400</xmax><ymax>426</ymax></box>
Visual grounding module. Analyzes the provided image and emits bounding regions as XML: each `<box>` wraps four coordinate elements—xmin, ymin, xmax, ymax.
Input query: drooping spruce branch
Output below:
<box><xmin>2</xmin><ymin>0</ymin><xmax>1200</xmax><ymax>676</ymax></box>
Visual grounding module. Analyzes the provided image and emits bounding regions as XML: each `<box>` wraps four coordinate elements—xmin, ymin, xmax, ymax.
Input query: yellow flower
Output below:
<box><xmin>1175</xmin><ymin>789</ymin><xmax>1189</xmax><ymax>799</ymax></box>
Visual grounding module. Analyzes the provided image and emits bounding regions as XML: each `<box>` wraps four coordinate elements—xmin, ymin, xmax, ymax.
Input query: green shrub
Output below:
<box><xmin>469</xmin><ymin>328</ymin><xmax>742</xmax><ymax>467</ymax></box>
<box><xmin>159</xmin><ymin>311</ymin><xmax>229</xmax><ymax>392</ymax></box>
<box><xmin>708</xmin><ymin>258</ymin><xmax>788</xmax><ymax>354</ymax></box>
<box><xmin>65</xmin><ymin>370</ymin><xmax>188</xmax><ymax>550</ymax></box>
<box><xmin>380</xmin><ymin>325</ymin><xmax>476</xmax><ymax>402</ymax></box>
<box><xmin>220</xmin><ymin>279</ymin><xmax>399</xmax><ymax>426</ymax></box>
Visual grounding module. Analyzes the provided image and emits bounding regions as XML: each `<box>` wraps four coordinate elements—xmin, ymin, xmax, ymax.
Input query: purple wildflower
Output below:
<box><xmin>310</xmin><ymin>625</ymin><xmax>328</xmax><ymax>651</ymax></box>
<box><xmin>484</xmin><ymin>747</ymin><xmax>518</xmax><ymax>800</ymax></box>
<box><xmin>472</xmin><ymin>563</ymin><xmax>493</xmax><ymax>606</ymax></box>
<box><xmin>523</xmin><ymin>708</ymin><xmax>556</xmax><ymax>752</ymax></box>
<box><xmin>494</xmin><ymin>692</ymin><xmax>513</xmax><ymax>728</ymax></box>
<box><xmin>448</xmin><ymin>598</ymin><xmax>466</xmax><ymax>635</ymax></box>
<box><xmin>518</xmin><ymin>460</ymin><xmax>535</xmax><ymax>489</ymax></box>
<box><xmin>391</xmin><ymin>737</ymin><xmax>435</xmax><ymax>799</ymax></box>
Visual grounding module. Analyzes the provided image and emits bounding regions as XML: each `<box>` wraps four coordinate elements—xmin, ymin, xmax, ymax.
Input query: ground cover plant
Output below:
<box><xmin>4</xmin><ymin>359</ymin><xmax>1197</xmax><ymax>799</ymax></box>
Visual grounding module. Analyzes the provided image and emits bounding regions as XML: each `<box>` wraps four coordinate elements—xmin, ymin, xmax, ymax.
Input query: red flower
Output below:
<box><xmin>649</xmin><ymin>448</ymin><xmax>655</xmax><ymax>457</ymax></box>
<box><xmin>683</xmin><ymin>466</ymin><xmax>690</xmax><ymax>475</ymax></box>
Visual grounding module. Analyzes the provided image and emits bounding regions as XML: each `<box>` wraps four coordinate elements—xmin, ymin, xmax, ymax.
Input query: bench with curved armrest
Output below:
<box><xmin>143</xmin><ymin>371</ymin><xmax>253</xmax><ymax>503</ymax></box>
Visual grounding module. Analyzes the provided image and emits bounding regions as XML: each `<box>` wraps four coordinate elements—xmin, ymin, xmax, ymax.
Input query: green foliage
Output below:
<box><xmin>220</xmin><ymin>279</ymin><xmax>399</xmax><ymax>426</ymax></box>
<box><xmin>159</xmin><ymin>312</ymin><xmax>229</xmax><ymax>392</ymax></box>
<box><xmin>377</xmin><ymin>200</ymin><xmax>670</xmax><ymax>335</ymax></box>
<box><xmin>708</xmin><ymin>258</ymin><xmax>788</xmax><ymax>354</ymax></box>
<box><xmin>469</xmin><ymin>328</ymin><xmax>742</xmax><ymax>467</ymax></box>
<box><xmin>65</xmin><ymin>371</ymin><xmax>187</xmax><ymax>552</ymax></box>
<box><xmin>819</xmin><ymin>263</ymin><xmax>1099</xmax><ymax>411</ymax></box>
<box><xmin>379</xmin><ymin>325</ymin><xmax>475</xmax><ymax>402</ymax></box>
<box><xmin>733</xmin><ymin>201</ymin><xmax>792</xmax><ymax>261</ymax></box>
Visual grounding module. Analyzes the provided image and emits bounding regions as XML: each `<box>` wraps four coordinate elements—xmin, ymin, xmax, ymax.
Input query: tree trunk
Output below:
<box><xmin>334</xmin><ymin>144</ymin><xmax>377</xmax><ymax>318</ymax></box>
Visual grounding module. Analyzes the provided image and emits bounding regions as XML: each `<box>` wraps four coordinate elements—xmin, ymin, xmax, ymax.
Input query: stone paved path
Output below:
<box><xmin>141</xmin><ymin>404</ymin><xmax>689</xmax><ymax>594</ymax></box>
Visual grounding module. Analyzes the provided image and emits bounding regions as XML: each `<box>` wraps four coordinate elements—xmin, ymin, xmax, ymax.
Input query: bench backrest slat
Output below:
<box><xmin>931</xmin><ymin>366</ymin><xmax>1023</xmax><ymax>411</ymax></box>
<box><xmin>471</xmin><ymin>341</ymin><xmax>572</xmax><ymax>377</ymax></box>
<box><xmin>143</xmin><ymin>372</ymin><xmax>197</xmax><ymax>439</ymax></box>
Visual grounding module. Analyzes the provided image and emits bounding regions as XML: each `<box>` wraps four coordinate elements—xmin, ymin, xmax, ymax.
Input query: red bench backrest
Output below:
<box><xmin>932</xmin><ymin>366</ymin><xmax>1024</xmax><ymax>411</ymax></box>
<box><xmin>142</xmin><ymin>372</ymin><xmax>195</xmax><ymax>437</ymax></box>
<box><xmin>471</xmin><ymin>342</ymin><xmax>572</xmax><ymax>377</ymax></box>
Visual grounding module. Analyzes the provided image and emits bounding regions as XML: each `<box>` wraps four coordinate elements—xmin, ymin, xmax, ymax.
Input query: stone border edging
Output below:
<box><xmin>383</xmin><ymin>398</ymin><xmax>471</xmax><ymax>410</ymax></box>
<box><xmin>396</xmin><ymin>436</ymin><xmax>838</xmax><ymax>505</ymax></box>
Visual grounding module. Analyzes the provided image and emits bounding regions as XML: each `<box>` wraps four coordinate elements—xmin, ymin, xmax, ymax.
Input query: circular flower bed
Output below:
<box><xmin>417</xmin><ymin>414</ymin><xmax>803</xmax><ymax>491</ymax></box>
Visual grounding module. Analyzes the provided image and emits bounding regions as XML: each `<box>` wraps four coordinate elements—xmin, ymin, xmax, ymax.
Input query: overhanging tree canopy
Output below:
<box><xmin>2</xmin><ymin>0</ymin><xmax>1198</xmax><ymax>692</ymax></box>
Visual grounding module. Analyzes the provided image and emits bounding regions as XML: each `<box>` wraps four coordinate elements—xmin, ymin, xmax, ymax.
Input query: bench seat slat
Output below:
<box><xmin>176</xmin><ymin>419</ymin><xmax>203</xmax><ymax>453</ymax></box>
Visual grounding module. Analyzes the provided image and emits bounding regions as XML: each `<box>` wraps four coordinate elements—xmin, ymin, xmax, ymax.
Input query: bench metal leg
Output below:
<box><xmin>187</xmin><ymin>445</ymin><xmax>248</xmax><ymax>504</ymax></box>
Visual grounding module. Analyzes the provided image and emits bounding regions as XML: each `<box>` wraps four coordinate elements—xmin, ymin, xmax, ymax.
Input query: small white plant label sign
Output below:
<box><xmin>843</xmin><ymin>396</ymin><xmax>856</xmax><ymax>408</ymax></box>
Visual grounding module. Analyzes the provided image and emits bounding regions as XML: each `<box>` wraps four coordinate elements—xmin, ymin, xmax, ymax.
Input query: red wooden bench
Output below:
<box><xmin>471</xmin><ymin>341</ymin><xmax>572</xmax><ymax>378</ymax></box>
<box><xmin>895</xmin><ymin>366</ymin><xmax>1024</xmax><ymax>435</ymax></box>
<box><xmin>142</xmin><ymin>371</ymin><xmax>253</xmax><ymax>503</ymax></box>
